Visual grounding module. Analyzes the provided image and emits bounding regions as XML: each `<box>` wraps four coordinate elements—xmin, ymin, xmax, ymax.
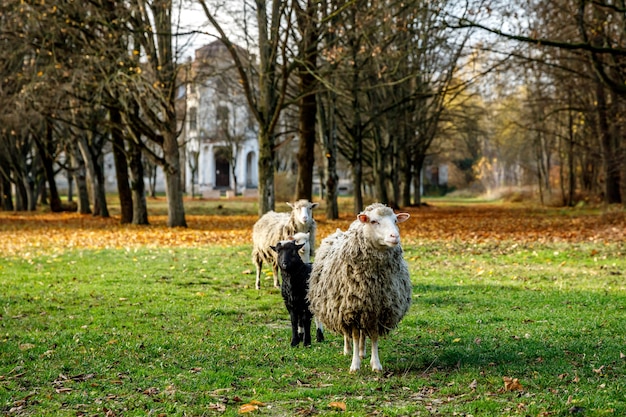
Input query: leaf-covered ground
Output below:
<box><xmin>0</xmin><ymin>203</ymin><xmax>623</xmax><ymax>255</ymax></box>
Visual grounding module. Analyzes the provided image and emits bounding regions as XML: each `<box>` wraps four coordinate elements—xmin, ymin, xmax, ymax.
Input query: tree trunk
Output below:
<box><xmin>318</xmin><ymin>92</ymin><xmax>339</xmax><ymax>219</ymax></box>
<box><xmin>567</xmin><ymin>104</ymin><xmax>576</xmax><ymax>206</ymax></box>
<box><xmin>35</xmin><ymin>123</ymin><xmax>63</xmax><ymax>212</ymax></box>
<box><xmin>163</xmin><ymin>131</ymin><xmax>187</xmax><ymax>227</ymax></box>
<box><xmin>110</xmin><ymin>108</ymin><xmax>133</xmax><ymax>224</ymax></box>
<box><xmin>1</xmin><ymin>175</ymin><xmax>13</xmax><ymax>211</ymax></box>
<box><xmin>294</xmin><ymin>0</ymin><xmax>318</xmax><ymax>201</ymax></box>
<box><xmin>77</xmin><ymin>134</ymin><xmax>109</xmax><ymax>217</ymax></box>
<box><xmin>69</xmin><ymin>143</ymin><xmax>91</xmax><ymax>214</ymax></box>
<box><xmin>412</xmin><ymin>153</ymin><xmax>426</xmax><ymax>207</ymax></box>
<box><xmin>596</xmin><ymin>82</ymin><xmax>622</xmax><ymax>204</ymax></box>
<box><xmin>402</xmin><ymin>146</ymin><xmax>412</xmax><ymax>207</ymax></box>
<box><xmin>372</xmin><ymin>128</ymin><xmax>389</xmax><ymax>205</ymax></box>
<box><xmin>257</xmin><ymin>128</ymin><xmax>275</xmax><ymax>216</ymax></box>
<box><xmin>128</xmin><ymin>139</ymin><xmax>149</xmax><ymax>225</ymax></box>
<box><xmin>352</xmin><ymin>152</ymin><xmax>363</xmax><ymax>214</ymax></box>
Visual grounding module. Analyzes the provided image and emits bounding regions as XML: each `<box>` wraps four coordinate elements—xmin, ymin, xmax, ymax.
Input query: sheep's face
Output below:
<box><xmin>287</xmin><ymin>200</ymin><xmax>319</xmax><ymax>226</ymax></box>
<box><xmin>358</xmin><ymin>209</ymin><xmax>410</xmax><ymax>249</ymax></box>
<box><xmin>271</xmin><ymin>241</ymin><xmax>305</xmax><ymax>270</ymax></box>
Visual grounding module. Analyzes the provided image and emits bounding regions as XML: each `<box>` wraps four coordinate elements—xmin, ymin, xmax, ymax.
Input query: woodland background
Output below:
<box><xmin>1</xmin><ymin>0</ymin><xmax>626</xmax><ymax>227</ymax></box>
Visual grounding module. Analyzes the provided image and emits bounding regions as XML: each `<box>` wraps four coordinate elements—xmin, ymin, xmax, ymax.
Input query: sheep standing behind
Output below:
<box><xmin>252</xmin><ymin>200</ymin><xmax>318</xmax><ymax>289</ymax></box>
<box><xmin>281</xmin><ymin>232</ymin><xmax>311</xmax><ymax>263</ymax></box>
<box><xmin>307</xmin><ymin>203</ymin><xmax>412</xmax><ymax>372</ymax></box>
<box><xmin>271</xmin><ymin>240</ymin><xmax>322</xmax><ymax>346</ymax></box>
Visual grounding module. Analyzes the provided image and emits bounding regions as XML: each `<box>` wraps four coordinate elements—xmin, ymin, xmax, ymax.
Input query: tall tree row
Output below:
<box><xmin>0</xmin><ymin>0</ymin><xmax>190</xmax><ymax>225</ymax></box>
<box><xmin>457</xmin><ymin>0</ymin><xmax>626</xmax><ymax>206</ymax></box>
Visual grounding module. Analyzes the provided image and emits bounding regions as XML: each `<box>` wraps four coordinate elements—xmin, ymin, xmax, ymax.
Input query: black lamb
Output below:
<box><xmin>270</xmin><ymin>240</ymin><xmax>322</xmax><ymax>347</ymax></box>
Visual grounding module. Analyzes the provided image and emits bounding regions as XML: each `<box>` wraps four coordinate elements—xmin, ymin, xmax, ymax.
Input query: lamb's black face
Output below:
<box><xmin>275</xmin><ymin>241</ymin><xmax>304</xmax><ymax>271</ymax></box>
<box><xmin>277</xmin><ymin>246</ymin><xmax>298</xmax><ymax>270</ymax></box>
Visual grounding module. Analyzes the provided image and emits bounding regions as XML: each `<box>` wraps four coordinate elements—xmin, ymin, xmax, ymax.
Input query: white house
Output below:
<box><xmin>182</xmin><ymin>40</ymin><xmax>259</xmax><ymax>198</ymax></box>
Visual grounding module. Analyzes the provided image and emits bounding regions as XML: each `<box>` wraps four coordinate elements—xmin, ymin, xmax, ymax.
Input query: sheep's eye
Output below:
<box><xmin>370</xmin><ymin>220</ymin><xmax>378</xmax><ymax>225</ymax></box>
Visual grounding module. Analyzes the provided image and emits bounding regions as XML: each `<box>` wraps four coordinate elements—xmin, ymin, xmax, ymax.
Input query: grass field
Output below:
<box><xmin>1</xmin><ymin>199</ymin><xmax>625</xmax><ymax>416</ymax></box>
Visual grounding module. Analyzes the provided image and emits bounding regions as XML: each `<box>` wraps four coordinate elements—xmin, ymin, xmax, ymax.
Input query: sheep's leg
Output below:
<box><xmin>315</xmin><ymin>318</ymin><xmax>324</xmax><ymax>342</ymax></box>
<box><xmin>359</xmin><ymin>331</ymin><xmax>366</xmax><ymax>359</ymax></box>
<box><xmin>255</xmin><ymin>260</ymin><xmax>262</xmax><ymax>290</ymax></box>
<box><xmin>370</xmin><ymin>336</ymin><xmax>383</xmax><ymax>372</ymax></box>
<box><xmin>273</xmin><ymin>264</ymin><xmax>281</xmax><ymax>288</ymax></box>
<box><xmin>289</xmin><ymin>310</ymin><xmax>300</xmax><ymax>347</ymax></box>
<box><xmin>343</xmin><ymin>334</ymin><xmax>351</xmax><ymax>355</ymax></box>
<box><xmin>349</xmin><ymin>328</ymin><xmax>362</xmax><ymax>373</ymax></box>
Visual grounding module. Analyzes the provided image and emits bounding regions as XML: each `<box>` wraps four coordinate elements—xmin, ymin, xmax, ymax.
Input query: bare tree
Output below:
<box><xmin>198</xmin><ymin>0</ymin><xmax>295</xmax><ymax>215</ymax></box>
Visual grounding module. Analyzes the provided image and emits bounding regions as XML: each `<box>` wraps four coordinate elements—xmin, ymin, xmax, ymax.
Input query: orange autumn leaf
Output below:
<box><xmin>503</xmin><ymin>376</ymin><xmax>523</xmax><ymax>391</ymax></box>
<box><xmin>0</xmin><ymin>204</ymin><xmax>624</xmax><ymax>256</ymax></box>
<box><xmin>328</xmin><ymin>401</ymin><xmax>346</xmax><ymax>411</ymax></box>
<box><xmin>238</xmin><ymin>404</ymin><xmax>258</xmax><ymax>413</ymax></box>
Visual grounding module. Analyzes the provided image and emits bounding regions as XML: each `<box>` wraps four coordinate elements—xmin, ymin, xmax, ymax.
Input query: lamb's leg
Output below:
<box><xmin>315</xmin><ymin>317</ymin><xmax>324</xmax><ymax>342</ymax></box>
<box><xmin>370</xmin><ymin>335</ymin><xmax>383</xmax><ymax>372</ymax></box>
<box><xmin>289</xmin><ymin>310</ymin><xmax>300</xmax><ymax>347</ymax></box>
<box><xmin>302</xmin><ymin>316</ymin><xmax>312</xmax><ymax>347</ymax></box>
<box><xmin>349</xmin><ymin>328</ymin><xmax>361</xmax><ymax>373</ymax></box>
<box><xmin>298</xmin><ymin>324</ymin><xmax>304</xmax><ymax>343</ymax></box>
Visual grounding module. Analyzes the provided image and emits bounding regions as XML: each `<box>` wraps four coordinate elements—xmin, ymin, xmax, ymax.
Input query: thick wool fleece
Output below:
<box><xmin>307</xmin><ymin>205</ymin><xmax>412</xmax><ymax>339</ymax></box>
<box><xmin>251</xmin><ymin>200</ymin><xmax>317</xmax><ymax>288</ymax></box>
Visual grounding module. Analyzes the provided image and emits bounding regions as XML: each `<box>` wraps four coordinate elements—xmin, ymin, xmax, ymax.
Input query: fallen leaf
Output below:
<box><xmin>469</xmin><ymin>379</ymin><xmax>478</xmax><ymax>390</ymax></box>
<box><xmin>503</xmin><ymin>376</ymin><xmax>523</xmax><ymax>391</ymax></box>
<box><xmin>19</xmin><ymin>343</ymin><xmax>35</xmax><ymax>351</ymax></box>
<box><xmin>328</xmin><ymin>401</ymin><xmax>346</xmax><ymax>411</ymax></box>
<box><xmin>209</xmin><ymin>403</ymin><xmax>226</xmax><ymax>412</ymax></box>
<box><xmin>238</xmin><ymin>404</ymin><xmax>259</xmax><ymax>413</ymax></box>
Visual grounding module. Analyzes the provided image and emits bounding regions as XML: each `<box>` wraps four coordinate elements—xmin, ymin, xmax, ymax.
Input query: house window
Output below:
<box><xmin>189</xmin><ymin>107</ymin><xmax>197</xmax><ymax>131</ymax></box>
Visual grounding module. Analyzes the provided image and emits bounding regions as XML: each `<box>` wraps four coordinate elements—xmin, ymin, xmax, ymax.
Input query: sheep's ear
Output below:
<box><xmin>286</xmin><ymin>202</ymin><xmax>293</xmax><ymax>208</ymax></box>
<box><xmin>396</xmin><ymin>213</ymin><xmax>410</xmax><ymax>223</ymax></box>
<box><xmin>270</xmin><ymin>245</ymin><xmax>278</xmax><ymax>252</ymax></box>
<box><xmin>311</xmin><ymin>203</ymin><xmax>319</xmax><ymax>209</ymax></box>
<box><xmin>358</xmin><ymin>213</ymin><xmax>369</xmax><ymax>223</ymax></box>
<box><xmin>295</xmin><ymin>242</ymin><xmax>305</xmax><ymax>251</ymax></box>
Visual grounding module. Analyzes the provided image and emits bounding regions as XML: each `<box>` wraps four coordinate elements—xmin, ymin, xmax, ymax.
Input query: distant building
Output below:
<box><xmin>181</xmin><ymin>40</ymin><xmax>259</xmax><ymax>197</ymax></box>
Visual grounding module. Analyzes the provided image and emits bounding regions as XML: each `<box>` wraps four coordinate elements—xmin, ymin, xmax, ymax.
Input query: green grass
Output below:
<box><xmin>2</xmin><ymin>241</ymin><xmax>626</xmax><ymax>416</ymax></box>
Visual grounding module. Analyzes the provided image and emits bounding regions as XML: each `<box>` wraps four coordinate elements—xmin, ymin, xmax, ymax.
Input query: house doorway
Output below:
<box><xmin>214</xmin><ymin>147</ymin><xmax>230</xmax><ymax>188</ymax></box>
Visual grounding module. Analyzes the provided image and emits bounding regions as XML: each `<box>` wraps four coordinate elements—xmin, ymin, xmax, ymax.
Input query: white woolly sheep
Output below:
<box><xmin>307</xmin><ymin>203</ymin><xmax>412</xmax><ymax>372</ymax></box>
<box><xmin>270</xmin><ymin>240</ymin><xmax>322</xmax><ymax>346</ymax></box>
<box><xmin>252</xmin><ymin>200</ymin><xmax>318</xmax><ymax>289</ymax></box>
